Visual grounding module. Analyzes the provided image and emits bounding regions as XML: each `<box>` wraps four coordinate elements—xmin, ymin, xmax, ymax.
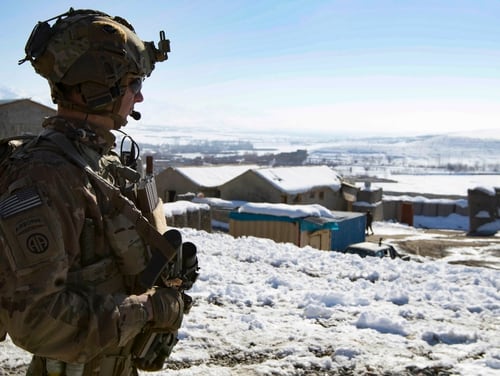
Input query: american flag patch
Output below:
<box><xmin>0</xmin><ymin>187</ymin><xmax>43</xmax><ymax>219</ymax></box>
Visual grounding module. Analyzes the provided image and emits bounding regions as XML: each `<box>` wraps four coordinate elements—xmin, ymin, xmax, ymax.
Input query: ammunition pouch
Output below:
<box><xmin>132</xmin><ymin>330</ymin><xmax>178</xmax><ymax>371</ymax></box>
<box><xmin>104</xmin><ymin>213</ymin><xmax>149</xmax><ymax>275</ymax></box>
<box><xmin>67</xmin><ymin>257</ymin><xmax>123</xmax><ymax>294</ymax></box>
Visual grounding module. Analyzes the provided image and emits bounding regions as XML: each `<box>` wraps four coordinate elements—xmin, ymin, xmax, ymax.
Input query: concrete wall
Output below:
<box><xmin>230</xmin><ymin>218</ymin><xmax>300</xmax><ymax>245</ymax></box>
<box><xmin>285</xmin><ymin>187</ymin><xmax>344</xmax><ymax>211</ymax></box>
<box><xmin>354</xmin><ymin>187</ymin><xmax>384</xmax><ymax>221</ymax></box>
<box><xmin>468</xmin><ymin>187</ymin><xmax>499</xmax><ymax>234</ymax></box>
<box><xmin>352</xmin><ymin>201</ymin><xmax>383</xmax><ymax>222</ymax></box>
<box><xmin>165</xmin><ymin>205</ymin><xmax>212</xmax><ymax>232</ymax></box>
<box><xmin>156</xmin><ymin>167</ymin><xmax>205</xmax><ymax>202</ymax></box>
<box><xmin>357</xmin><ymin>187</ymin><xmax>383</xmax><ymax>204</ymax></box>
<box><xmin>220</xmin><ymin>170</ymin><xmax>346</xmax><ymax>210</ymax></box>
<box><xmin>220</xmin><ymin>170</ymin><xmax>286</xmax><ymax>203</ymax></box>
<box><xmin>382</xmin><ymin>198</ymin><xmax>471</xmax><ymax>223</ymax></box>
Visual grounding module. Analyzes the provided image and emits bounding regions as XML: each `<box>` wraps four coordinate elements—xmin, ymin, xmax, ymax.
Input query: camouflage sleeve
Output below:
<box><xmin>0</xmin><ymin>156</ymin><xmax>148</xmax><ymax>363</ymax></box>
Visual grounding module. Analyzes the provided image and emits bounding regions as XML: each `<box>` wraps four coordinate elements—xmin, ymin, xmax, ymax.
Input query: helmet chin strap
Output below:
<box><xmin>110</xmin><ymin>112</ymin><xmax>128</xmax><ymax>129</ymax></box>
<box><xmin>110</xmin><ymin>96</ymin><xmax>128</xmax><ymax>129</ymax></box>
<box><xmin>58</xmin><ymin>98</ymin><xmax>128</xmax><ymax>130</ymax></box>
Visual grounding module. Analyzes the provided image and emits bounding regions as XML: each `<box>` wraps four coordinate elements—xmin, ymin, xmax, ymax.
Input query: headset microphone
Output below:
<box><xmin>130</xmin><ymin>110</ymin><xmax>141</xmax><ymax>120</ymax></box>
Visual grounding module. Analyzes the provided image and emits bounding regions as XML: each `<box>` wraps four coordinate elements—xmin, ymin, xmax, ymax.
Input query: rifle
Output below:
<box><xmin>130</xmin><ymin>155</ymin><xmax>199</xmax><ymax>371</ymax></box>
<box><xmin>132</xmin><ymin>233</ymin><xmax>199</xmax><ymax>370</ymax></box>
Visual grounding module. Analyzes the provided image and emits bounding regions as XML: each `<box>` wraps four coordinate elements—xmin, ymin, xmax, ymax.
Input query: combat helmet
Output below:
<box><xmin>19</xmin><ymin>8</ymin><xmax>170</xmax><ymax>129</ymax></box>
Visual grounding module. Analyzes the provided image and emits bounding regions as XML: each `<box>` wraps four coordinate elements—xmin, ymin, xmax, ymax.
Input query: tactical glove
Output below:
<box><xmin>147</xmin><ymin>287</ymin><xmax>184</xmax><ymax>331</ymax></box>
<box><xmin>182</xmin><ymin>292</ymin><xmax>194</xmax><ymax>314</ymax></box>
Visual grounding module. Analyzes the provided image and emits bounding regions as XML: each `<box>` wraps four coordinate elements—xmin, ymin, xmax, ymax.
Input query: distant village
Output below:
<box><xmin>2</xmin><ymin>98</ymin><xmax>499</xmax><ymax>176</ymax></box>
<box><xmin>139</xmin><ymin>138</ymin><xmax>500</xmax><ymax>177</ymax></box>
<box><xmin>2</xmin><ymin>98</ymin><xmax>499</xmax><ymax>245</ymax></box>
<box><xmin>143</xmin><ymin>142</ymin><xmax>309</xmax><ymax>174</ymax></box>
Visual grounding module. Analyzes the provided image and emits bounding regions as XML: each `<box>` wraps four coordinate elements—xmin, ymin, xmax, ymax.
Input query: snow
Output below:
<box><xmin>254</xmin><ymin>166</ymin><xmax>342</xmax><ymax>194</ymax></box>
<box><xmin>193</xmin><ymin>197</ymin><xmax>247</xmax><ymax>210</ymax></box>
<box><xmin>163</xmin><ymin>200</ymin><xmax>210</xmax><ymax>217</ymax></box>
<box><xmin>477</xmin><ymin>210</ymin><xmax>492</xmax><ymax>219</ymax></box>
<box><xmin>479</xmin><ymin>220</ymin><xmax>500</xmax><ymax>234</ymax></box>
<box><xmin>383</xmin><ymin>194</ymin><xmax>468</xmax><ymax>206</ymax></box>
<box><xmin>414</xmin><ymin>214</ymin><xmax>470</xmax><ymax>231</ymax></box>
<box><xmin>1</xmin><ymin>178</ymin><xmax>499</xmax><ymax>375</ymax></box>
<box><xmin>1</xmin><ymin>223</ymin><xmax>499</xmax><ymax>375</ymax></box>
<box><xmin>368</xmin><ymin>174</ymin><xmax>499</xmax><ymax>197</ymax></box>
<box><xmin>176</xmin><ymin>165</ymin><xmax>259</xmax><ymax>188</ymax></box>
<box><xmin>238</xmin><ymin>202</ymin><xmax>336</xmax><ymax>219</ymax></box>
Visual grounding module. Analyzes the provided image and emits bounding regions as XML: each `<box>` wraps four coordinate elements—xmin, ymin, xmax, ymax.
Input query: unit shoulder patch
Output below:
<box><xmin>0</xmin><ymin>187</ymin><xmax>64</xmax><ymax>275</ymax></box>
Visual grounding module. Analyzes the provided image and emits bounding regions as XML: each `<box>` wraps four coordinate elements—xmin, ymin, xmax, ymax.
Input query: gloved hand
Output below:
<box><xmin>147</xmin><ymin>287</ymin><xmax>184</xmax><ymax>331</ymax></box>
<box><xmin>182</xmin><ymin>292</ymin><xmax>194</xmax><ymax>314</ymax></box>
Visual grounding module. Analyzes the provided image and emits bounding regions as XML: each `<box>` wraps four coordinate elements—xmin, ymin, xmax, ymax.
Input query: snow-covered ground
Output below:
<box><xmin>1</xmin><ymin>222</ymin><xmax>499</xmax><ymax>376</ymax></box>
<box><xmin>1</xmin><ymin>173</ymin><xmax>498</xmax><ymax>375</ymax></box>
<box><xmin>370</xmin><ymin>174</ymin><xmax>500</xmax><ymax>197</ymax></box>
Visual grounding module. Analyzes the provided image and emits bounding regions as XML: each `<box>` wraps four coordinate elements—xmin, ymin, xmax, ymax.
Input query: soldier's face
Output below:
<box><xmin>118</xmin><ymin>77</ymin><xmax>144</xmax><ymax>121</ymax></box>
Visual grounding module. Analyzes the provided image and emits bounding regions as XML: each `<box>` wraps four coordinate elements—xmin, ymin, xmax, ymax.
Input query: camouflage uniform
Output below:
<box><xmin>0</xmin><ymin>117</ymin><xmax>151</xmax><ymax>375</ymax></box>
<box><xmin>0</xmin><ymin>8</ymin><xmax>183</xmax><ymax>375</ymax></box>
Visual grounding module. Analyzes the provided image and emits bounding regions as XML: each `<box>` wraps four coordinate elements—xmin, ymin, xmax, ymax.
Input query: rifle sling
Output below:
<box><xmin>41</xmin><ymin>130</ymin><xmax>177</xmax><ymax>263</ymax></box>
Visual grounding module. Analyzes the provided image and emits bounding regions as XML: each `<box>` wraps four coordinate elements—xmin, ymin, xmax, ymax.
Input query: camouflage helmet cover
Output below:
<box><xmin>20</xmin><ymin>8</ymin><xmax>170</xmax><ymax>110</ymax></box>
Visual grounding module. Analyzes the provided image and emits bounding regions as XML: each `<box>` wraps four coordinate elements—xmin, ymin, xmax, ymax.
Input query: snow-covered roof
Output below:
<box><xmin>238</xmin><ymin>202</ymin><xmax>335</xmax><ymax>219</ymax></box>
<box><xmin>176</xmin><ymin>164</ymin><xmax>258</xmax><ymax>187</ymax></box>
<box><xmin>253</xmin><ymin>165</ymin><xmax>342</xmax><ymax>194</ymax></box>
<box><xmin>193</xmin><ymin>196</ymin><xmax>247</xmax><ymax>209</ymax></box>
<box><xmin>163</xmin><ymin>200</ymin><xmax>210</xmax><ymax>216</ymax></box>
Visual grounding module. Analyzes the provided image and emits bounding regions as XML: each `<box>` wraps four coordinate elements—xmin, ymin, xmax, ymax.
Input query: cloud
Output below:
<box><xmin>0</xmin><ymin>85</ymin><xmax>54</xmax><ymax>108</ymax></box>
<box><xmin>0</xmin><ymin>85</ymin><xmax>23</xmax><ymax>99</ymax></box>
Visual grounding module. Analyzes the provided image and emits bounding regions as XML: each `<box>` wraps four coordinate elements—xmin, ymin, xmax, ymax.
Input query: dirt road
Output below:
<box><xmin>367</xmin><ymin>229</ymin><xmax>500</xmax><ymax>269</ymax></box>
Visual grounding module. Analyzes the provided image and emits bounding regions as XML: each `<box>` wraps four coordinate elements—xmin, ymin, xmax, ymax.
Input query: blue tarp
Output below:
<box><xmin>229</xmin><ymin>211</ymin><xmax>339</xmax><ymax>232</ymax></box>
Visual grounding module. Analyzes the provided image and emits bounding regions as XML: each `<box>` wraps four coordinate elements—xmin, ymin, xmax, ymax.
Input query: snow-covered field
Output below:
<box><xmin>371</xmin><ymin>174</ymin><xmax>500</xmax><ymax>197</ymax></box>
<box><xmin>1</xmin><ymin>222</ymin><xmax>499</xmax><ymax>376</ymax></box>
<box><xmin>1</xmin><ymin>138</ymin><xmax>499</xmax><ymax>375</ymax></box>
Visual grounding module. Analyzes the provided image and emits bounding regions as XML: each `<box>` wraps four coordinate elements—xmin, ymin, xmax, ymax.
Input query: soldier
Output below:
<box><xmin>366</xmin><ymin>210</ymin><xmax>374</xmax><ymax>235</ymax></box>
<box><xmin>0</xmin><ymin>8</ymin><xmax>190</xmax><ymax>375</ymax></box>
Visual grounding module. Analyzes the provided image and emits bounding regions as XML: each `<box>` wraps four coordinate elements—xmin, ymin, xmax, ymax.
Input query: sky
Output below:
<box><xmin>1</xmin><ymin>221</ymin><xmax>499</xmax><ymax>375</ymax></box>
<box><xmin>2</xmin><ymin>1</ymin><xmax>500</xmax><ymax>136</ymax></box>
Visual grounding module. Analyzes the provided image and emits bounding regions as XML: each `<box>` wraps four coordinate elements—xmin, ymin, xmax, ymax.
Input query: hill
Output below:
<box><xmin>121</xmin><ymin>125</ymin><xmax>500</xmax><ymax>174</ymax></box>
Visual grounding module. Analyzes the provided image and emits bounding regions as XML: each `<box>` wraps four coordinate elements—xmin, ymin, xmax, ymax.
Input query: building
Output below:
<box><xmin>163</xmin><ymin>200</ymin><xmax>212</xmax><ymax>232</ymax></box>
<box><xmin>328</xmin><ymin>211</ymin><xmax>366</xmax><ymax>251</ymax></box>
<box><xmin>468</xmin><ymin>186</ymin><xmax>500</xmax><ymax>235</ymax></box>
<box><xmin>220</xmin><ymin>165</ymin><xmax>355</xmax><ymax>211</ymax></box>
<box><xmin>155</xmin><ymin>165</ymin><xmax>258</xmax><ymax>202</ymax></box>
<box><xmin>228</xmin><ymin>203</ymin><xmax>365</xmax><ymax>251</ymax></box>
<box><xmin>0</xmin><ymin>99</ymin><xmax>56</xmax><ymax>138</ymax></box>
<box><xmin>229</xmin><ymin>202</ymin><xmax>339</xmax><ymax>250</ymax></box>
<box><xmin>353</xmin><ymin>181</ymin><xmax>384</xmax><ymax>221</ymax></box>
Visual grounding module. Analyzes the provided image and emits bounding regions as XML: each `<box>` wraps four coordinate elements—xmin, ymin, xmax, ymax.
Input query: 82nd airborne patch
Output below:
<box><xmin>0</xmin><ymin>187</ymin><xmax>63</xmax><ymax>274</ymax></box>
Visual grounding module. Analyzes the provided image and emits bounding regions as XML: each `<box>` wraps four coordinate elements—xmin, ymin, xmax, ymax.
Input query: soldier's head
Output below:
<box><xmin>19</xmin><ymin>8</ymin><xmax>170</xmax><ymax>129</ymax></box>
